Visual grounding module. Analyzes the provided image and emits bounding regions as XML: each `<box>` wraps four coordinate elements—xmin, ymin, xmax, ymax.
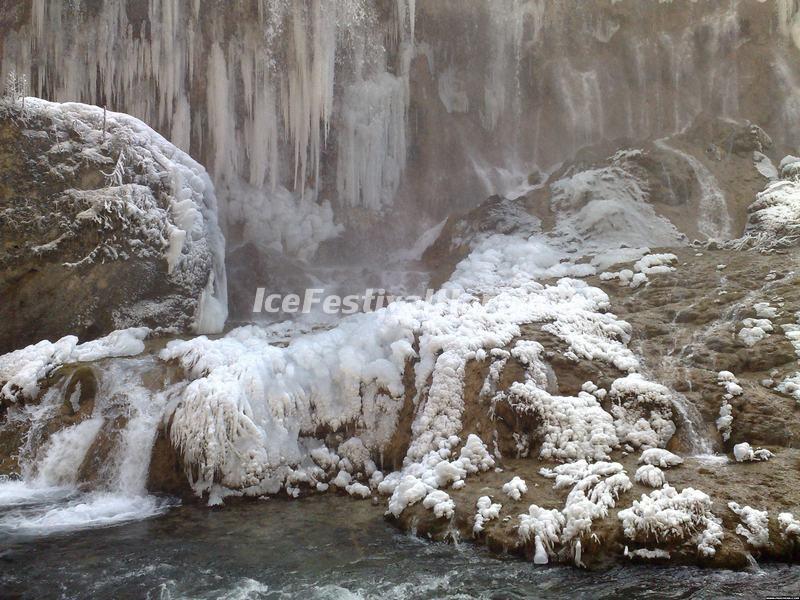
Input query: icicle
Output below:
<box><xmin>533</xmin><ymin>535</ymin><xmax>549</xmax><ymax>564</ymax></box>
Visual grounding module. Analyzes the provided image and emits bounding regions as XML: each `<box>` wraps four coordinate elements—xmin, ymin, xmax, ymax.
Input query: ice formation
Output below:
<box><xmin>743</xmin><ymin>156</ymin><xmax>800</xmax><ymax>248</ymax></box>
<box><xmin>618</xmin><ymin>486</ymin><xmax>724</xmax><ymax>557</ymax></box>
<box><xmin>738</xmin><ymin>318</ymin><xmax>773</xmax><ymax>347</ymax></box>
<box><xmin>625</xmin><ymin>547</ymin><xmax>671</xmax><ymax>560</ymax></box>
<box><xmin>0</xmin><ymin>356</ymin><xmax>178</xmax><ymax>533</ymax></box>
<box><xmin>159</xmin><ymin>252</ymin><xmax>654</xmax><ymax>500</ymax></box>
<box><xmin>0</xmin><ymin>328</ymin><xmax>148</xmax><ymax>402</ymax></box>
<box><xmin>728</xmin><ymin>502</ymin><xmax>770</xmax><ymax>548</ymax></box>
<box><xmin>732</xmin><ymin>442</ymin><xmax>773</xmax><ymax>463</ymax></box>
<box><xmin>520</xmin><ymin>461</ymin><xmax>632</xmax><ymax>562</ymax></box>
<box><xmin>518</xmin><ymin>505</ymin><xmax>565</xmax><ymax>565</ymax></box>
<box><xmin>504</xmin><ymin>382</ymin><xmax>619</xmax><ymax>462</ymax></box>
<box><xmin>778</xmin><ymin>512</ymin><xmax>800</xmax><ymax>540</ymax></box>
<box><xmin>610</xmin><ymin>376</ymin><xmax>677</xmax><ymax>450</ymax></box>
<box><xmin>716</xmin><ymin>371</ymin><xmax>742</xmax><ymax>442</ymax></box>
<box><xmin>5</xmin><ymin>98</ymin><xmax>228</xmax><ymax>332</ymax></box>
<box><xmin>634</xmin><ymin>465</ymin><xmax>666</xmax><ymax>488</ymax></box>
<box><xmin>2</xmin><ymin>0</ymin><xmax>417</xmax><ymax>228</ymax></box>
<box><xmin>600</xmin><ymin>253</ymin><xmax>678</xmax><ymax>289</ymax></box>
<box><xmin>550</xmin><ymin>152</ymin><xmax>684</xmax><ymax>252</ymax></box>
<box><xmin>383</xmin><ymin>435</ymin><xmax>495</xmax><ymax>518</ymax></box>
<box><xmin>423</xmin><ymin>490</ymin><xmax>455</xmax><ymax>519</ymax></box>
<box><xmin>473</xmin><ymin>496</ymin><xmax>502</xmax><ymax>534</ymax></box>
<box><xmin>503</xmin><ymin>476</ymin><xmax>528</xmax><ymax>501</ymax></box>
<box><xmin>638</xmin><ymin>449</ymin><xmax>683</xmax><ymax>469</ymax></box>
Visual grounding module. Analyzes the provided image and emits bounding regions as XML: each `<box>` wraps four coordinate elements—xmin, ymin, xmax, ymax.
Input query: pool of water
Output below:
<box><xmin>2</xmin><ymin>495</ymin><xmax>799</xmax><ymax>599</ymax></box>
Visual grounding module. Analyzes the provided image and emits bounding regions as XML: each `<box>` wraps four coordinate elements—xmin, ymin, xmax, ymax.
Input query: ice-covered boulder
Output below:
<box><xmin>0</xmin><ymin>97</ymin><xmax>226</xmax><ymax>352</ymax></box>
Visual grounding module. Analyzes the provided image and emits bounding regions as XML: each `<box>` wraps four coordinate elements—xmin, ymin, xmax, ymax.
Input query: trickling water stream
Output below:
<box><xmin>654</xmin><ymin>139</ymin><xmax>733</xmax><ymax>240</ymax></box>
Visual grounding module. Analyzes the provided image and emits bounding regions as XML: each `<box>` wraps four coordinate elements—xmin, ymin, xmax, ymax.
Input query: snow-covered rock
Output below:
<box><xmin>423</xmin><ymin>490</ymin><xmax>455</xmax><ymax>519</ymax></box>
<box><xmin>638</xmin><ymin>448</ymin><xmax>683</xmax><ymax>469</ymax></box>
<box><xmin>0</xmin><ymin>97</ymin><xmax>226</xmax><ymax>352</ymax></box>
<box><xmin>503</xmin><ymin>476</ymin><xmax>528</xmax><ymax>501</ymax></box>
<box><xmin>732</xmin><ymin>442</ymin><xmax>773</xmax><ymax>463</ymax></box>
<box><xmin>0</xmin><ymin>328</ymin><xmax>149</xmax><ymax>402</ymax></box>
<box><xmin>473</xmin><ymin>496</ymin><xmax>502</xmax><ymax>534</ymax></box>
<box><xmin>778</xmin><ymin>512</ymin><xmax>800</xmax><ymax>540</ymax></box>
<box><xmin>619</xmin><ymin>485</ymin><xmax>723</xmax><ymax>557</ymax></box>
<box><xmin>611</xmin><ymin>376</ymin><xmax>677</xmax><ymax>450</ymax></box>
<box><xmin>728</xmin><ymin>502</ymin><xmax>770</xmax><ymax>548</ymax></box>
<box><xmin>634</xmin><ymin>465</ymin><xmax>666</xmax><ymax>488</ymax></box>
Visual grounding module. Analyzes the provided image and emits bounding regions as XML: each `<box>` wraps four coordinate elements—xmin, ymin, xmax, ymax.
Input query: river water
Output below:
<box><xmin>2</xmin><ymin>494</ymin><xmax>799</xmax><ymax>599</ymax></box>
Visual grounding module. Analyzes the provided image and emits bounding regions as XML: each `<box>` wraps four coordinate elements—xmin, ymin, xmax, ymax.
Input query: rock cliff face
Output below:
<box><xmin>1</xmin><ymin>1</ymin><xmax>798</xmax><ymax>266</ymax></box>
<box><xmin>0</xmin><ymin>97</ymin><xmax>227</xmax><ymax>353</ymax></box>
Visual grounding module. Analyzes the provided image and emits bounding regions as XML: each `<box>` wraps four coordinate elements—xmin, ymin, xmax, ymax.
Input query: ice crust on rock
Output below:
<box><xmin>728</xmin><ymin>502</ymin><xmax>770</xmax><ymax>548</ymax></box>
<box><xmin>732</xmin><ymin>442</ymin><xmax>773</xmax><ymax>463</ymax></box>
<box><xmin>159</xmin><ymin>257</ymin><xmax>650</xmax><ymax>499</ymax></box>
<box><xmin>503</xmin><ymin>476</ymin><xmax>528</xmax><ymax>501</ymax></box>
<box><xmin>779</xmin><ymin>512</ymin><xmax>800</xmax><ymax>540</ymax></box>
<box><xmin>638</xmin><ymin>448</ymin><xmax>683</xmax><ymax>469</ymax></box>
<box><xmin>600</xmin><ymin>253</ymin><xmax>678</xmax><ymax>289</ymax></box>
<box><xmin>474</xmin><ymin>496</ymin><xmax>502</xmax><ymax>534</ymax></box>
<box><xmin>610</xmin><ymin>376</ymin><xmax>677</xmax><ymax>450</ymax></box>
<box><xmin>423</xmin><ymin>490</ymin><xmax>455</xmax><ymax>519</ymax></box>
<box><xmin>634</xmin><ymin>465</ymin><xmax>666</xmax><ymax>488</ymax></box>
<box><xmin>716</xmin><ymin>371</ymin><xmax>742</xmax><ymax>442</ymax></box>
<box><xmin>383</xmin><ymin>434</ymin><xmax>495</xmax><ymax>518</ymax></box>
<box><xmin>11</xmin><ymin>98</ymin><xmax>228</xmax><ymax>333</ymax></box>
<box><xmin>738</xmin><ymin>318</ymin><xmax>773</xmax><ymax>347</ymax></box>
<box><xmin>742</xmin><ymin>155</ymin><xmax>800</xmax><ymax>248</ymax></box>
<box><xmin>518</xmin><ymin>505</ymin><xmax>565</xmax><ymax>564</ymax></box>
<box><xmin>0</xmin><ymin>328</ymin><xmax>149</xmax><ymax>402</ymax></box>
<box><xmin>521</xmin><ymin>461</ymin><xmax>632</xmax><ymax>562</ymax></box>
<box><xmin>618</xmin><ymin>485</ymin><xmax>724</xmax><ymax>557</ymax></box>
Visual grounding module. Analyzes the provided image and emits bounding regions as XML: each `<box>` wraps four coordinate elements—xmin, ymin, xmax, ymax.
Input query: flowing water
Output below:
<box><xmin>1</xmin><ymin>495</ymin><xmax>800</xmax><ymax>599</ymax></box>
<box><xmin>0</xmin><ymin>357</ymin><xmax>179</xmax><ymax>537</ymax></box>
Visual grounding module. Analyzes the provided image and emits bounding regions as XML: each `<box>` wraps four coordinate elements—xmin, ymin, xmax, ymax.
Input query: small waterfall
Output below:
<box><xmin>0</xmin><ymin>357</ymin><xmax>177</xmax><ymax>536</ymax></box>
<box><xmin>654</xmin><ymin>138</ymin><xmax>733</xmax><ymax>240</ymax></box>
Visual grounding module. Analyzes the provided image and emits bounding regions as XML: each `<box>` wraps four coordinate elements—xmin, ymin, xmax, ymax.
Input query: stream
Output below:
<box><xmin>1</xmin><ymin>494</ymin><xmax>799</xmax><ymax>599</ymax></box>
